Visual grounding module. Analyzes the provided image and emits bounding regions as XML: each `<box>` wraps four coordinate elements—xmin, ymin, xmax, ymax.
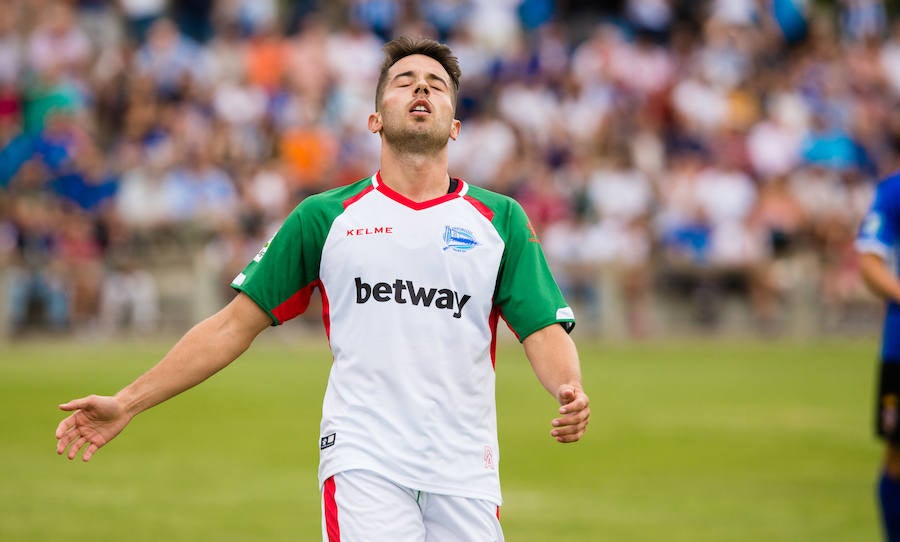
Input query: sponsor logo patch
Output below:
<box><xmin>354</xmin><ymin>277</ymin><xmax>471</xmax><ymax>318</ymax></box>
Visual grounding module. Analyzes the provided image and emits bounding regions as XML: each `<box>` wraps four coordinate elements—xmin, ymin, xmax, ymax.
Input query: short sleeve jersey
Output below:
<box><xmin>856</xmin><ymin>172</ymin><xmax>900</xmax><ymax>361</ymax></box>
<box><xmin>232</xmin><ymin>172</ymin><xmax>574</xmax><ymax>504</ymax></box>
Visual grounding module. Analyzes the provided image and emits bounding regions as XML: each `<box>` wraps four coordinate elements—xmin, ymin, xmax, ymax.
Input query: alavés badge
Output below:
<box><xmin>443</xmin><ymin>225</ymin><xmax>479</xmax><ymax>252</ymax></box>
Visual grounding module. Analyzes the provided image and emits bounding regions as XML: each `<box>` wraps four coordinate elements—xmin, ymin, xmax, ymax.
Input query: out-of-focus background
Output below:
<box><xmin>1</xmin><ymin>0</ymin><xmax>896</xmax><ymax>340</ymax></box>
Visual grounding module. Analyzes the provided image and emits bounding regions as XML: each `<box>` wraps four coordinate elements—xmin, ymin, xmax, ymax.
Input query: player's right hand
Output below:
<box><xmin>55</xmin><ymin>395</ymin><xmax>132</xmax><ymax>462</ymax></box>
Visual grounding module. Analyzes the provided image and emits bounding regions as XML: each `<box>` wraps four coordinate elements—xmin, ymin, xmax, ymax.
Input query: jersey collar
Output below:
<box><xmin>373</xmin><ymin>171</ymin><xmax>467</xmax><ymax>211</ymax></box>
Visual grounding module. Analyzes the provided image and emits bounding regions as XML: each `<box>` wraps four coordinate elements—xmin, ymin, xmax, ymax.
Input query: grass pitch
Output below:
<box><xmin>0</xmin><ymin>332</ymin><xmax>882</xmax><ymax>541</ymax></box>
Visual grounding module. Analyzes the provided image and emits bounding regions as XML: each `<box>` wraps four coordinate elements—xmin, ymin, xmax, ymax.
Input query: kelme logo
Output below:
<box><xmin>443</xmin><ymin>226</ymin><xmax>478</xmax><ymax>252</ymax></box>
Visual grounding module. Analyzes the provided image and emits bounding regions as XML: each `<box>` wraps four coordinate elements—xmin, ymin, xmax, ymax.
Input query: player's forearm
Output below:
<box><xmin>115</xmin><ymin>299</ymin><xmax>267</xmax><ymax>418</ymax></box>
<box><xmin>860</xmin><ymin>253</ymin><xmax>900</xmax><ymax>304</ymax></box>
<box><xmin>523</xmin><ymin>324</ymin><xmax>583</xmax><ymax>397</ymax></box>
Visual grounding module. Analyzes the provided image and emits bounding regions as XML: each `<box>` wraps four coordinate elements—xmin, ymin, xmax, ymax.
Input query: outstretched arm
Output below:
<box><xmin>522</xmin><ymin>323</ymin><xmax>590</xmax><ymax>443</ymax></box>
<box><xmin>55</xmin><ymin>292</ymin><xmax>272</xmax><ymax>461</ymax></box>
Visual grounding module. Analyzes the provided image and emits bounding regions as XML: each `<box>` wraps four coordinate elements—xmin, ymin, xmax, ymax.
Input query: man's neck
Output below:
<box><xmin>378</xmin><ymin>146</ymin><xmax>451</xmax><ymax>202</ymax></box>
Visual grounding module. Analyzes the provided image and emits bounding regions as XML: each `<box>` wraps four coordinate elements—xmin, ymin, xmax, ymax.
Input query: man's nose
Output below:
<box><xmin>414</xmin><ymin>81</ymin><xmax>429</xmax><ymax>95</ymax></box>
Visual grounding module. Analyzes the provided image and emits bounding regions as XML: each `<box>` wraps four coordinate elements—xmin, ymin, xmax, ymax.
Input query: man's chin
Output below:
<box><xmin>384</xmin><ymin>129</ymin><xmax>449</xmax><ymax>154</ymax></box>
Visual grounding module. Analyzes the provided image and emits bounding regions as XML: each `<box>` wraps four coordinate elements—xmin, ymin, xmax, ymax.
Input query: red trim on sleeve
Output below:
<box><xmin>324</xmin><ymin>476</ymin><xmax>340</xmax><ymax>541</ymax></box>
<box><xmin>489</xmin><ymin>306</ymin><xmax>501</xmax><ymax>370</ymax></box>
<box><xmin>343</xmin><ymin>184</ymin><xmax>375</xmax><ymax>209</ymax></box>
<box><xmin>463</xmin><ymin>195</ymin><xmax>494</xmax><ymax>221</ymax></box>
<box><xmin>271</xmin><ymin>282</ymin><xmax>316</xmax><ymax>323</ymax></box>
<box><xmin>319</xmin><ymin>280</ymin><xmax>332</xmax><ymax>342</ymax></box>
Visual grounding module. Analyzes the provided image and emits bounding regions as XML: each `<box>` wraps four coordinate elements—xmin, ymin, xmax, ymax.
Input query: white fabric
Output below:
<box><xmin>322</xmin><ymin>469</ymin><xmax>503</xmax><ymax>541</ymax></box>
<box><xmin>316</xmin><ymin>178</ymin><xmax>506</xmax><ymax>504</ymax></box>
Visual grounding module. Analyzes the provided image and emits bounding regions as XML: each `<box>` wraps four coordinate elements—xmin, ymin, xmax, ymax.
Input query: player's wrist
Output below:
<box><xmin>113</xmin><ymin>389</ymin><xmax>143</xmax><ymax>420</ymax></box>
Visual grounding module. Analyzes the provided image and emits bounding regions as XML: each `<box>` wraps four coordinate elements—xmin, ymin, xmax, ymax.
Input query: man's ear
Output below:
<box><xmin>449</xmin><ymin>119</ymin><xmax>461</xmax><ymax>141</ymax></box>
<box><xmin>368</xmin><ymin>113</ymin><xmax>382</xmax><ymax>134</ymax></box>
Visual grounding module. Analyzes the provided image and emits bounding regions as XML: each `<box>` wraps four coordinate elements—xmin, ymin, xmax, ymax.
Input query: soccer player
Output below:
<box><xmin>857</xmin><ymin>171</ymin><xmax>900</xmax><ymax>541</ymax></box>
<box><xmin>54</xmin><ymin>37</ymin><xmax>590</xmax><ymax>540</ymax></box>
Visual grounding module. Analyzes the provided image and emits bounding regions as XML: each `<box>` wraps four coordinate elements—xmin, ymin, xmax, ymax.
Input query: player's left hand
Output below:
<box><xmin>551</xmin><ymin>384</ymin><xmax>589</xmax><ymax>443</ymax></box>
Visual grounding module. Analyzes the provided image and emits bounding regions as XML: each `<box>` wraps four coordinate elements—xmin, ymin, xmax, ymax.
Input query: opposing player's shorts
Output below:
<box><xmin>876</xmin><ymin>361</ymin><xmax>900</xmax><ymax>443</ymax></box>
<box><xmin>321</xmin><ymin>469</ymin><xmax>504</xmax><ymax>542</ymax></box>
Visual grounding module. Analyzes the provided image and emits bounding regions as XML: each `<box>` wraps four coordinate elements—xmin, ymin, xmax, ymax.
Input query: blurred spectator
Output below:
<box><xmin>203</xmin><ymin>20</ymin><xmax>244</xmax><ymax>86</ymax></box>
<box><xmin>97</xmin><ymin>217</ymin><xmax>159</xmax><ymax>334</ymax></box>
<box><xmin>840</xmin><ymin>0</ymin><xmax>887</xmax><ymax>42</ymax></box>
<box><xmin>285</xmin><ymin>15</ymin><xmax>333</xmax><ymax>108</ymax></box>
<box><xmin>4</xmin><ymin>164</ymin><xmax>69</xmax><ymax>334</ymax></box>
<box><xmin>47</xmin><ymin>144</ymin><xmax>119</xmax><ymax>214</ymax></box>
<box><xmin>27</xmin><ymin>2</ymin><xmax>92</xmax><ymax>79</ymax></box>
<box><xmin>76</xmin><ymin>0</ymin><xmax>123</xmax><ymax>51</ymax></box>
<box><xmin>57</xmin><ymin>209</ymin><xmax>104</xmax><ymax>329</ymax></box>
<box><xmin>746</xmin><ymin>100</ymin><xmax>805</xmax><ymax>180</ymax></box>
<box><xmin>351</xmin><ymin>0</ymin><xmax>403</xmax><ymax>42</ymax></box>
<box><xmin>448</xmin><ymin>102</ymin><xmax>517</xmax><ymax>188</ymax></box>
<box><xmin>627</xmin><ymin>0</ymin><xmax>673</xmax><ymax>34</ymax></box>
<box><xmin>422</xmin><ymin>0</ymin><xmax>471</xmax><ymax>42</ymax></box>
<box><xmin>279</xmin><ymin>107</ymin><xmax>339</xmax><ymax>192</ymax></box>
<box><xmin>119</xmin><ymin>0</ymin><xmax>167</xmax><ymax>45</ymax></box>
<box><xmin>0</xmin><ymin>5</ymin><xmax>24</xmax><ymax>86</ymax></box>
<box><xmin>0</xmin><ymin>0</ymin><xmax>896</xmax><ymax>338</ymax></box>
<box><xmin>466</xmin><ymin>0</ymin><xmax>522</xmax><ymax>55</ymax></box>
<box><xmin>161</xmin><ymin>144</ymin><xmax>239</xmax><ymax>228</ymax></box>
<box><xmin>172</xmin><ymin>0</ymin><xmax>215</xmax><ymax>43</ymax></box>
<box><xmin>135</xmin><ymin>18</ymin><xmax>202</xmax><ymax>99</ymax></box>
<box><xmin>114</xmin><ymin>141</ymin><xmax>178</xmax><ymax>236</ymax></box>
<box><xmin>243</xmin><ymin>21</ymin><xmax>288</xmax><ymax>95</ymax></box>
<box><xmin>769</xmin><ymin>0</ymin><xmax>810</xmax><ymax>45</ymax></box>
<box><xmin>586</xmin><ymin>149</ymin><xmax>654</xmax><ymax>336</ymax></box>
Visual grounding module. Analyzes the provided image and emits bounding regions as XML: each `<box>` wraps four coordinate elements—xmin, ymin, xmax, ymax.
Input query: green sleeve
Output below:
<box><xmin>231</xmin><ymin>192</ymin><xmax>343</xmax><ymax>324</ymax></box>
<box><xmin>482</xmin><ymin>190</ymin><xmax>575</xmax><ymax>341</ymax></box>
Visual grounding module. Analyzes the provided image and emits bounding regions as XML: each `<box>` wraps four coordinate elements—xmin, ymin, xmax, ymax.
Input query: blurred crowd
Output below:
<box><xmin>0</xmin><ymin>0</ymin><xmax>895</xmax><ymax>338</ymax></box>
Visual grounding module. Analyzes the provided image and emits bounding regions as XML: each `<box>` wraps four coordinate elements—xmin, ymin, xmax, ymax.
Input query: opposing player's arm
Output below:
<box><xmin>56</xmin><ymin>293</ymin><xmax>272</xmax><ymax>461</ymax></box>
<box><xmin>859</xmin><ymin>252</ymin><xmax>900</xmax><ymax>304</ymax></box>
<box><xmin>522</xmin><ymin>323</ymin><xmax>590</xmax><ymax>443</ymax></box>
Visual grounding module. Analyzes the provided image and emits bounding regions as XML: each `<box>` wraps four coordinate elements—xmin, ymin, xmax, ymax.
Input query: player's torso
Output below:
<box><xmin>315</xmin><ymin>181</ymin><xmax>508</xmax><ymax>500</ymax></box>
<box><xmin>319</xmin><ymin>185</ymin><xmax>504</xmax><ymax>350</ymax></box>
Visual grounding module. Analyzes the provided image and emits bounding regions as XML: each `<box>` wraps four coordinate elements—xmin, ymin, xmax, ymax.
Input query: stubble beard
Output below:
<box><xmin>381</xmin><ymin>118</ymin><xmax>450</xmax><ymax>156</ymax></box>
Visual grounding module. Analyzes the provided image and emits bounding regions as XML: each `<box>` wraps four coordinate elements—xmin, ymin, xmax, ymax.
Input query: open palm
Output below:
<box><xmin>55</xmin><ymin>395</ymin><xmax>132</xmax><ymax>462</ymax></box>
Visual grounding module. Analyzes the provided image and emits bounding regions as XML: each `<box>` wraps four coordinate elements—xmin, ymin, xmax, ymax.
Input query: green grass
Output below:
<box><xmin>0</xmin><ymin>333</ymin><xmax>884</xmax><ymax>541</ymax></box>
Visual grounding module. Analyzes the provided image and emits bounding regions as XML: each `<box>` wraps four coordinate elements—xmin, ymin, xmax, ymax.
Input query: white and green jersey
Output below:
<box><xmin>232</xmin><ymin>172</ymin><xmax>574</xmax><ymax>504</ymax></box>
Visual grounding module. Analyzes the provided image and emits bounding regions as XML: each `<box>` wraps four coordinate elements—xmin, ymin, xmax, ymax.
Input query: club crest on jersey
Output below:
<box><xmin>443</xmin><ymin>226</ymin><xmax>479</xmax><ymax>252</ymax></box>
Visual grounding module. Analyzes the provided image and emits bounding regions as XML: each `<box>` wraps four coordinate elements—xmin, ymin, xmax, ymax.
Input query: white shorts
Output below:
<box><xmin>321</xmin><ymin>469</ymin><xmax>504</xmax><ymax>541</ymax></box>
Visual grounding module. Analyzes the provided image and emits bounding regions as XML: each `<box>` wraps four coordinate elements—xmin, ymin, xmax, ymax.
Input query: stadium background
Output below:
<box><xmin>0</xmin><ymin>0</ymin><xmax>895</xmax><ymax>540</ymax></box>
<box><xmin>2</xmin><ymin>0</ymin><xmax>898</xmax><ymax>339</ymax></box>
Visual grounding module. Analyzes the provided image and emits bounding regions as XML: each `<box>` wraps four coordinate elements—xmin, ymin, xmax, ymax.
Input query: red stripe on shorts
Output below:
<box><xmin>324</xmin><ymin>476</ymin><xmax>340</xmax><ymax>541</ymax></box>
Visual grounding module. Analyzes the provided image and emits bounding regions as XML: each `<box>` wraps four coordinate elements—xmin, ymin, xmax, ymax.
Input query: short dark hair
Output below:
<box><xmin>374</xmin><ymin>36</ymin><xmax>461</xmax><ymax>111</ymax></box>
